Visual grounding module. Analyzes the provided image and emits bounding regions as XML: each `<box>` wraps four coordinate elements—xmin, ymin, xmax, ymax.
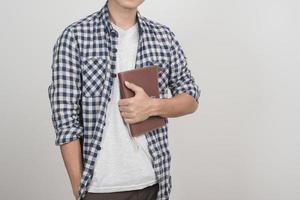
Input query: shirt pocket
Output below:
<box><xmin>81</xmin><ymin>57</ymin><xmax>108</xmax><ymax>97</ymax></box>
<box><xmin>149</xmin><ymin>60</ymin><xmax>170</xmax><ymax>95</ymax></box>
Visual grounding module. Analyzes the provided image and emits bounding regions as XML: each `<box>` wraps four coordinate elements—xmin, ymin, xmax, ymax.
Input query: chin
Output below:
<box><xmin>114</xmin><ymin>0</ymin><xmax>144</xmax><ymax>9</ymax></box>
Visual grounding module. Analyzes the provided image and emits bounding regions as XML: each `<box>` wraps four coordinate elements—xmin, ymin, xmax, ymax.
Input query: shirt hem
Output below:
<box><xmin>87</xmin><ymin>179</ymin><xmax>158</xmax><ymax>193</ymax></box>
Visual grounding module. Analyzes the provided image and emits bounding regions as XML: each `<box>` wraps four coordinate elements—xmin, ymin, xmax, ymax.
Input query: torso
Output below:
<box><xmin>87</xmin><ymin>21</ymin><xmax>157</xmax><ymax>193</ymax></box>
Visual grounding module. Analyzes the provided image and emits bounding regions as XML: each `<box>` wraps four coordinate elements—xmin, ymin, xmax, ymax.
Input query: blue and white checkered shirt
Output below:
<box><xmin>48</xmin><ymin>1</ymin><xmax>201</xmax><ymax>199</ymax></box>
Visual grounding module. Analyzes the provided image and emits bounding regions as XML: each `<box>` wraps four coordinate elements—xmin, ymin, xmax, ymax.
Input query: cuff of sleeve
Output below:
<box><xmin>54</xmin><ymin>126</ymin><xmax>83</xmax><ymax>146</ymax></box>
<box><xmin>170</xmin><ymin>84</ymin><xmax>201</xmax><ymax>104</ymax></box>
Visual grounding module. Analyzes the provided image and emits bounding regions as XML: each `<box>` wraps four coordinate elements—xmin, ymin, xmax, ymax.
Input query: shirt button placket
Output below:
<box><xmin>108</xmin><ymin>29</ymin><xmax>117</xmax><ymax>102</ymax></box>
<box><xmin>104</xmin><ymin>29</ymin><xmax>117</xmax><ymax>130</ymax></box>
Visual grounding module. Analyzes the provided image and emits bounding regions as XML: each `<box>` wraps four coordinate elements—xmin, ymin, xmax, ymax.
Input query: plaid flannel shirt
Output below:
<box><xmin>48</xmin><ymin>1</ymin><xmax>201</xmax><ymax>200</ymax></box>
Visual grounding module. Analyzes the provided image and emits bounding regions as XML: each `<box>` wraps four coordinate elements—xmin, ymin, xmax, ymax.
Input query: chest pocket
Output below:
<box><xmin>81</xmin><ymin>57</ymin><xmax>108</xmax><ymax>97</ymax></box>
<box><xmin>151</xmin><ymin>60</ymin><xmax>170</xmax><ymax>93</ymax></box>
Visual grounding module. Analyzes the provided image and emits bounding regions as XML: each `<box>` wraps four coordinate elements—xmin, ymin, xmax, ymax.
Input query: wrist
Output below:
<box><xmin>71</xmin><ymin>176</ymin><xmax>81</xmax><ymax>195</ymax></box>
<box><xmin>148</xmin><ymin>97</ymin><xmax>165</xmax><ymax>117</ymax></box>
<box><xmin>73</xmin><ymin>190</ymin><xmax>80</xmax><ymax>200</ymax></box>
<box><xmin>72</xmin><ymin>186</ymin><xmax>79</xmax><ymax>197</ymax></box>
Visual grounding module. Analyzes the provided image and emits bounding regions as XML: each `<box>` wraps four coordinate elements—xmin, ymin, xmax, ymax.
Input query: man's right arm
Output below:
<box><xmin>48</xmin><ymin>27</ymin><xmax>83</xmax><ymax>199</ymax></box>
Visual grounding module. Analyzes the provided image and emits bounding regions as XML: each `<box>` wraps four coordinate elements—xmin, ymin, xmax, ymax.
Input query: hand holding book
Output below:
<box><xmin>118</xmin><ymin>66</ymin><xmax>166</xmax><ymax>137</ymax></box>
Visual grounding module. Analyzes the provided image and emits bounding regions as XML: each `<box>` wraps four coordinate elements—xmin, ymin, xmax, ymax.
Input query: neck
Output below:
<box><xmin>107</xmin><ymin>1</ymin><xmax>138</xmax><ymax>30</ymax></box>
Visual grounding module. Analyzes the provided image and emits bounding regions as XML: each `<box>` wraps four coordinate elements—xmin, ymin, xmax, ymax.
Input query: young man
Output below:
<box><xmin>48</xmin><ymin>0</ymin><xmax>201</xmax><ymax>200</ymax></box>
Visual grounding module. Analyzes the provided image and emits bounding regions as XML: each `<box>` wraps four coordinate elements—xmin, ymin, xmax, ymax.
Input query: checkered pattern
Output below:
<box><xmin>48</xmin><ymin>1</ymin><xmax>201</xmax><ymax>200</ymax></box>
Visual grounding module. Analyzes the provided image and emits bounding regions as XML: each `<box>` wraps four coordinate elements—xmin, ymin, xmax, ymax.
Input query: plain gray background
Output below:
<box><xmin>1</xmin><ymin>0</ymin><xmax>299</xmax><ymax>199</ymax></box>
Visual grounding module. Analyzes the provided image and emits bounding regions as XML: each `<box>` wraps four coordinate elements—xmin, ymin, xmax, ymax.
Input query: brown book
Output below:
<box><xmin>118</xmin><ymin>65</ymin><xmax>166</xmax><ymax>137</ymax></box>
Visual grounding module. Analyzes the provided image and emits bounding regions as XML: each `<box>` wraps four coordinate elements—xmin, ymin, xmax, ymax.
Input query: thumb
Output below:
<box><xmin>124</xmin><ymin>81</ymin><xmax>143</xmax><ymax>93</ymax></box>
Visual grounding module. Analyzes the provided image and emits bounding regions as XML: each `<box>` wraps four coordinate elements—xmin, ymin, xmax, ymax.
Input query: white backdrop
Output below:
<box><xmin>0</xmin><ymin>0</ymin><xmax>299</xmax><ymax>199</ymax></box>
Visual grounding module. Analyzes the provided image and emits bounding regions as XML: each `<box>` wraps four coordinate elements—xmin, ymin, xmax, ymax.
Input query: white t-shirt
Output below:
<box><xmin>87</xmin><ymin>22</ymin><xmax>157</xmax><ymax>193</ymax></box>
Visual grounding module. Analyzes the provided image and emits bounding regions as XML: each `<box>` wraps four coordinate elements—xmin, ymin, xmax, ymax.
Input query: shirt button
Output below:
<box><xmin>111</xmin><ymin>31</ymin><xmax>117</xmax><ymax>37</ymax></box>
<box><xmin>96</xmin><ymin>145</ymin><xmax>101</xmax><ymax>150</ymax></box>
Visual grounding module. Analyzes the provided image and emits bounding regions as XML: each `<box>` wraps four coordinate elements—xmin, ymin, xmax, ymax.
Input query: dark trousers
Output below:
<box><xmin>83</xmin><ymin>183</ymin><xmax>159</xmax><ymax>200</ymax></box>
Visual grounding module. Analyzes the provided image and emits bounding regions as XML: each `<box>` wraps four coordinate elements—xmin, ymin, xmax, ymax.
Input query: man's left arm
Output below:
<box><xmin>118</xmin><ymin>30</ymin><xmax>201</xmax><ymax>122</ymax></box>
<box><xmin>148</xmin><ymin>29</ymin><xmax>201</xmax><ymax>118</ymax></box>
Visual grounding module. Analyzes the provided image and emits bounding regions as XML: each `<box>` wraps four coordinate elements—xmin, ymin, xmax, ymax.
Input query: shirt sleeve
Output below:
<box><xmin>48</xmin><ymin>27</ymin><xmax>83</xmax><ymax>146</ymax></box>
<box><xmin>167</xmin><ymin>30</ymin><xmax>201</xmax><ymax>104</ymax></box>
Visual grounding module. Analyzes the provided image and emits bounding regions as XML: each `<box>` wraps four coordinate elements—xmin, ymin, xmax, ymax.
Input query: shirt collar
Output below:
<box><xmin>99</xmin><ymin>0</ymin><xmax>147</xmax><ymax>36</ymax></box>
